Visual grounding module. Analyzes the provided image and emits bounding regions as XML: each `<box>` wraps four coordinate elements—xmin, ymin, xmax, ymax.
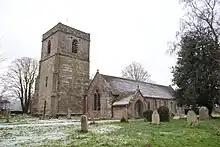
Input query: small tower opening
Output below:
<box><xmin>72</xmin><ymin>39</ymin><xmax>78</xmax><ymax>53</ymax></box>
<box><xmin>47</xmin><ymin>40</ymin><xmax>51</xmax><ymax>55</ymax></box>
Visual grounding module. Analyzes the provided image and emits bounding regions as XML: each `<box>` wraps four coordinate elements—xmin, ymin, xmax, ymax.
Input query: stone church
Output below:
<box><xmin>32</xmin><ymin>23</ymin><xmax>177</xmax><ymax>119</ymax></box>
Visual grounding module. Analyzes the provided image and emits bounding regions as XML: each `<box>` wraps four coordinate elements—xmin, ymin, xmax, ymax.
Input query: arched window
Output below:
<box><xmin>72</xmin><ymin>39</ymin><xmax>78</xmax><ymax>53</ymax></box>
<box><xmin>94</xmin><ymin>93</ymin><xmax>97</xmax><ymax>110</ymax></box>
<box><xmin>93</xmin><ymin>89</ymin><xmax>101</xmax><ymax>111</ymax></box>
<box><xmin>47</xmin><ymin>40</ymin><xmax>51</xmax><ymax>54</ymax></box>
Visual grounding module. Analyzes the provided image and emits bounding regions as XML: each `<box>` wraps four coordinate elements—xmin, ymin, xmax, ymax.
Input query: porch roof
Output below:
<box><xmin>113</xmin><ymin>94</ymin><xmax>135</xmax><ymax>106</ymax></box>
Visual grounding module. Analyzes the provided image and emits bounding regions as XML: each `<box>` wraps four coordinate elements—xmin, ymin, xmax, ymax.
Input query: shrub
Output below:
<box><xmin>143</xmin><ymin>110</ymin><xmax>153</xmax><ymax>122</ymax></box>
<box><xmin>157</xmin><ymin>106</ymin><xmax>170</xmax><ymax>122</ymax></box>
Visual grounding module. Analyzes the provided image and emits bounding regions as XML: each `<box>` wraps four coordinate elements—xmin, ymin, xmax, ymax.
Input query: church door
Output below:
<box><xmin>135</xmin><ymin>100</ymin><xmax>143</xmax><ymax>118</ymax></box>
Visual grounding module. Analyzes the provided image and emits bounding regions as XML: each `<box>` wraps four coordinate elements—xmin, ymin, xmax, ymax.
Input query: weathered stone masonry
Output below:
<box><xmin>32</xmin><ymin>23</ymin><xmax>90</xmax><ymax>116</ymax></box>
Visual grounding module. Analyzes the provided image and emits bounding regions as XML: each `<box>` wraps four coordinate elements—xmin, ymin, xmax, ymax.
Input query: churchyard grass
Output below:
<box><xmin>64</xmin><ymin>119</ymin><xmax>220</xmax><ymax>147</ymax></box>
<box><xmin>1</xmin><ymin>116</ymin><xmax>220</xmax><ymax>146</ymax></box>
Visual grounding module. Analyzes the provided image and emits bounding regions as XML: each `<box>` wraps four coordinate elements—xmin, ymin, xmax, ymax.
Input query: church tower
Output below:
<box><xmin>32</xmin><ymin>23</ymin><xmax>90</xmax><ymax>116</ymax></box>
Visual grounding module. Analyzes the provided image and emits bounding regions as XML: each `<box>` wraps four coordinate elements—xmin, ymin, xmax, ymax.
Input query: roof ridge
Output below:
<box><xmin>100</xmin><ymin>74</ymin><xmax>170</xmax><ymax>88</ymax></box>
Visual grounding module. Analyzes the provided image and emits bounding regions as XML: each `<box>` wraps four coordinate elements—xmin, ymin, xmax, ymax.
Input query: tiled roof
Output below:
<box><xmin>113</xmin><ymin>92</ymin><xmax>135</xmax><ymax>106</ymax></box>
<box><xmin>113</xmin><ymin>95</ymin><xmax>134</xmax><ymax>106</ymax></box>
<box><xmin>101</xmin><ymin>74</ymin><xmax>174</xmax><ymax>99</ymax></box>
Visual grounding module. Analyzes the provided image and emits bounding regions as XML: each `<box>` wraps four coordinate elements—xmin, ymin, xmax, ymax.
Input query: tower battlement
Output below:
<box><xmin>42</xmin><ymin>22</ymin><xmax>90</xmax><ymax>41</ymax></box>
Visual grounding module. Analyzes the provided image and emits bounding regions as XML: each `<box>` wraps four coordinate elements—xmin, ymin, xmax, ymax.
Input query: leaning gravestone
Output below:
<box><xmin>199</xmin><ymin>106</ymin><xmax>209</xmax><ymax>120</ymax></box>
<box><xmin>152</xmin><ymin>110</ymin><xmax>160</xmax><ymax>125</ymax></box>
<box><xmin>81</xmin><ymin>115</ymin><xmax>88</xmax><ymax>132</ymax></box>
<box><xmin>187</xmin><ymin>110</ymin><xmax>199</xmax><ymax>126</ymax></box>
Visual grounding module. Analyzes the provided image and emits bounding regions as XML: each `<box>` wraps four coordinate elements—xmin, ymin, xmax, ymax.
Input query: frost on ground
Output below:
<box><xmin>0</xmin><ymin>117</ymin><xmax>120</xmax><ymax>146</ymax></box>
<box><xmin>90</xmin><ymin>125</ymin><xmax>121</xmax><ymax>134</ymax></box>
<box><xmin>0</xmin><ymin>124</ymin><xmax>73</xmax><ymax>146</ymax></box>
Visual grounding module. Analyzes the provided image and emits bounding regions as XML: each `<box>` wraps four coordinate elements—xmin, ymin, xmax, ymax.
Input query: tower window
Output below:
<box><xmin>72</xmin><ymin>39</ymin><xmax>78</xmax><ymax>53</ymax></box>
<box><xmin>47</xmin><ymin>40</ymin><xmax>51</xmax><ymax>55</ymax></box>
<box><xmin>45</xmin><ymin>77</ymin><xmax>48</xmax><ymax>87</ymax></box>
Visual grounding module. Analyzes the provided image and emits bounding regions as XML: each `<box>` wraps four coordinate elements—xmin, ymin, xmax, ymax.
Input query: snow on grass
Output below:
<box><xmin>0</xmin><ymin>118</ymin><xmax>81</xmax><ymax>146</ymax></box>
<box><xmin>90</xmin><ymin>124</ymin><xmax>121</xmax><ymax>134</ymax></box>
<box><xmin>0</xmin><ymin>124</ymin><xmax>73</xmax><ymax>146</ymax></box>
<box><xmin>0</xmin><ymin>116</ymin><xmax>121</xmax><ymax>146</ymax></box>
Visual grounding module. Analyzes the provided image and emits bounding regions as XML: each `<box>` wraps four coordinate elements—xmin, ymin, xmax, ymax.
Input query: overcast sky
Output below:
<box><xmin>0</xmin><ymin>0</ymin><xmax>183</xmax><ymax>86</ymax></box>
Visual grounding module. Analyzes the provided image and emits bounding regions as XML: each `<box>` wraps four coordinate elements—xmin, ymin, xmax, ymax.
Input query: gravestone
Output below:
<box><xmin>81</xmin><ymin>115</ymin><xmax>88</xmax><ymax>132</ymax></box>
<box><xmin>199</xmin><ymin>106</ymin><xmax>209</xmax><ymax>120</ymax></box>
<box><xmin>67</xmin><ymin>108</ymin><xmax>71</xmax><ymax>119</ymax></box>
<box><xmin>152</xmin><ymin>110</ymin><xmax>160</xmax><ymax>124</ymax></box>
<box><xmin>187</xmin><ymin>110</ymin><xmax>199</xmax><ymax>126</ymax></box>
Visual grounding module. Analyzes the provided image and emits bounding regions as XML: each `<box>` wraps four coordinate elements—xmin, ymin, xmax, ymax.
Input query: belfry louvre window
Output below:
<box><xmin>72</xmin><ymin>39</ymin><xmax>78</xmax><ymax>53</ymax></box>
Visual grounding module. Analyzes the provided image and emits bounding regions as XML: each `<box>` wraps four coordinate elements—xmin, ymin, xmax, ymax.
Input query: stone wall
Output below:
<box><xmin>36</xmin><ymin>56</ymin><xmax>56</xmax><ymax>115</ymax></box>
<box><xmin>113</xmin><ymin>106</ymin><xmax>126</xmax><ymax>119</ymax></box>
<box><xmin>57</xmin><ymin>55</ymin><xmax>89</xmax><ymax>114</ymax></box>
<box><xmin>145</xmin><ymin>98</ymin><xmax>177</xmax><ymax>113</ymax></box>
<box><xmin>86</xmin><ymin>73</ymin><xmax>112</xmax><ymax>119</ymax></box>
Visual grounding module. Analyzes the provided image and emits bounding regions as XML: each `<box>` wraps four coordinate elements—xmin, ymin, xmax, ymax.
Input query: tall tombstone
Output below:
<box><xmin>81</xmin><ymin>115</ymin><xmax>88</xmax><ymax>132</ymax></box>
<box><xmin>152</xmin><ymin>110</ymin><xmax>160</xmax><ymax>124</ymax></box>
<box><xmin>199</xmin><ymin>106</ymin><xmax>209</xmax><ymax>120</ymax></box>
<box><xmin>187</xmin><ymin>110</ymin><xmax>199</xmax><ymax>126</ymax></box>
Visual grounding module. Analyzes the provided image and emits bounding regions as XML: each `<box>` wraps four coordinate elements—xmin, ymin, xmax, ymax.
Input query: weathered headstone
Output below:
<box><xmin>152</xmin><ymin>110</ymin><xmax>160</xmax><ymax>124</ymax></box>
<box><xmin>187</xmin><ymin>110</ymin><xmax>199</xmax><ymax>126</ymax></box>
<box><xmin>67</xmin><ymin>108</ymin><xmax>71</xmax><ymax>119</ymax></box>
<box><xmin>81</xmin><ymin>115</ymin><xmax>88</xmax><ymax>132</ymax></box>
<box><xmin>199</xmin><ymin>106</ymin><xmax>209</xmax><ymax>120</ymax></box>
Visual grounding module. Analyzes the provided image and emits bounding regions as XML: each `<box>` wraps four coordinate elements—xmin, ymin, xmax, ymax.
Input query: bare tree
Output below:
<box><xmin>121</xmin><ymin>61</ymin><xmax>151</xmax><ymax>82</ymax></box>
<box><xmin>1</xmin><ymin>57</ymin><xmax>38</xmax><ymax>113</ymax></box>
<box><xmin>0</xmin><ymin>52</ymin><xmax>6</xmax><ymax>65</ymax></box>
<box><xmin>168</xmin><ymin>0</ymin><xmax>220</xmax><ymax>55</ymax></box>
<box><xmin>0</xmin><ymin>55</ymin><xmax>4</xmax><ymax>63</ymax></box>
